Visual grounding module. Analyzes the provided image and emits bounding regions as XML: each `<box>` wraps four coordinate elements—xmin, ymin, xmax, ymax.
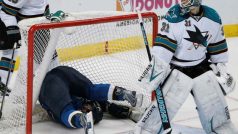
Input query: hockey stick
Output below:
<box><xmin>0</xmin><ymin>43</ymin><xmax>17</xmax><ymax>119</ymax></box>
<box><xmin>135</xmin><ymin>8</ymin><xmax>172</xmax><ymax>134</ymax></box>
<box><xmin>84</xmin><ymin>111</ymin><xmax>95</xmax><ymax>134</ymax></box>
<box><xmin>135</xmin><ymin>9</ymin><xmax>152</xmax><ymax>61</ymax></box>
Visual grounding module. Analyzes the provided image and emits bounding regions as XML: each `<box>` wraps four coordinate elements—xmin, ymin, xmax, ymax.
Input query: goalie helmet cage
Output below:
<box><xmin>0</xmin><ymin>11</ymin><xmax>158</xmax><ymax>134</ymax></box>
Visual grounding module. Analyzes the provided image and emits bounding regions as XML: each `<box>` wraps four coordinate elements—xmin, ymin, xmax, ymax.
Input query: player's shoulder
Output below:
<box><xmin>202</xmin><ymin>5</ymin><xmax>222</xmax><ymax>24</ymax></box>
<box><xmin>165</xmin><ymin>4</ymin><xmax>187</xmax><ymax>23</ymax></box>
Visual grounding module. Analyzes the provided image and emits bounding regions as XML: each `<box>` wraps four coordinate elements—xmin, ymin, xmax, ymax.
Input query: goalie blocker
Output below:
<box><xmin>135</xmin><ymin>56</ymin><xmax>237</xmax><ymax>134</ymax></box>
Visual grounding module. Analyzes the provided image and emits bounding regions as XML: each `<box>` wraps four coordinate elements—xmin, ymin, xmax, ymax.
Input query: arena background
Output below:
<box><xmin>48</xmin><ymin>0</ymin><xmax>238</xmax><ymax>37</ymax></box>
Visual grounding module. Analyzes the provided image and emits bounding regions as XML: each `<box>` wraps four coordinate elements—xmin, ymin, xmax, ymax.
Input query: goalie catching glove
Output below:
<box><xmin>210</xmin><ymin>63</ymin><xmax>236</xmax><ymax>95</ymax></box>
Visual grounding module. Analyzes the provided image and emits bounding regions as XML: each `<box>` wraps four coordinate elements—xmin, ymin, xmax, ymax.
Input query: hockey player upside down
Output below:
<box><xmin>39</xmin><ymin>66</ymin><xmax>144</xmax><ymax>132</ymax></box>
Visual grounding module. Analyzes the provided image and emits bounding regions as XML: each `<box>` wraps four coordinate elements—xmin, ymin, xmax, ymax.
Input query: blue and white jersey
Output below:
<box><xmin>0</xmin><ymin>0</ymin><xmax>48</xmax><ymax>26</ymax></box>
<box><xmin>152</xmin><ymin>4</ymin><xmax>228</xmax><ymax>67</ymax></box>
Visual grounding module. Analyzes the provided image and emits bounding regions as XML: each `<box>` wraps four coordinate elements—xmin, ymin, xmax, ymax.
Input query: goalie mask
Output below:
<box><xmin>180</xmin><ymin>0</ymin><xmax>202</xmax><ymax>15</ymax></box>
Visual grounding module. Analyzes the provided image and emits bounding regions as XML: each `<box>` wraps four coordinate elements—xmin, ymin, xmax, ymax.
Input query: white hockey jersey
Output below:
<box><xmin>152</xmin><ymin>4</ymin><xmax>228</xmax><ymax>67</ymax></box>
<box><xmin>0</xmin><ymin>0</ymin><xmax>49</xmax><ymax>26</ymax></box>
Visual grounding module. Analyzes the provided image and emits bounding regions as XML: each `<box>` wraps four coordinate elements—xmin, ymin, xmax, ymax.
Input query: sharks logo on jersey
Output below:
<box><xmin>166</xmin><ymin>8</ymin><xmax>177</xmax><ymax>19</ymax></box>
<box><xmin>185</xmin><ymin>25</ymin><xmax>211</xmax><ymax>49</ymax></box>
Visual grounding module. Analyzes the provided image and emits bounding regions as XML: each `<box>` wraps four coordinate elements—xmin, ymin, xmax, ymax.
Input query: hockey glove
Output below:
<box><xmin>108</xmin><ymin>103</ymin><xmax>144</xmax><ymax>122</ymax></box>
<box><xmin>210</xmin><ymin>63</ymin><xmax>236</xmax><ymax>95</ymax></box>
<box><xmin>108</xmin><ymin>103</ymin><xmax>131</xmax><ymax>119</ymax></box>
<box><xmin>50</xmin><ymin>10</ymin><xmax>66</xmax><ymax>22</ymax></box>
<box><xmin>0</xmin><ymin>23</ymin><xmax>21</xmax><ymax>50</ymax></box>
<box><xmin>81</xmin><ymin>100</ymin><xmax>103</xmax><ymax>124</ymax></box>
<box><xmin>6</xmin><ymin>26</ymin><xmax>21</xmax><ymax>49</ymax></box>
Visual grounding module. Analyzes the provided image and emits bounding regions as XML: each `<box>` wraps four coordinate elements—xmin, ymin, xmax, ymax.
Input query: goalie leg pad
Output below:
<box><xmin>212</xmin><ymin>121</ymin><xmax>238</xmax><ymax>134</ymax></box>
<box><xmin>135</xmin><ymin>70</ymin><xmax>193</xmax><ymax>134</ymax></box>
<box><xmin>192</xmin><ymin>71</ymin><xmax>237</xmax><ymax>133</ymax></box>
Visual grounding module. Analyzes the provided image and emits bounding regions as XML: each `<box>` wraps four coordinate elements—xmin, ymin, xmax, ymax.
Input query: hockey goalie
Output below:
<box><xmin>134</xmin><ymin>0</ymin><xmax>237</xmax><ymax>134</ymax></box>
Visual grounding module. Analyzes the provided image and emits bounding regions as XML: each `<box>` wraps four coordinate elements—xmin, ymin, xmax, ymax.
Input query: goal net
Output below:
<box><xmin>0</xmin><ymin>11</ymin><xmax>158</xmax><ymax>134</ymax></box>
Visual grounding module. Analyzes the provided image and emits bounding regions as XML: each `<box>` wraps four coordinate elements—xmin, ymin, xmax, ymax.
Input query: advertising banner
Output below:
<box><xmin>117</xmin><ymin>0</ymin><xmax>179</xmax><ymax>20</ymax></box>
<box><xmin>48</xmin><ymin>0</ymin><xmax>238</xmax><ymax>37</ymax></box>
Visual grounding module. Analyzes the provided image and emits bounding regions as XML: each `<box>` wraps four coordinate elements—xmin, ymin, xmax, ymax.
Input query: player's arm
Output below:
<box><xmin>152</xmin><ymin>10</ymin><xmax>178</xmax><ymax>64</ymax></box>
<box><xmin>207</xmin><ymin>12</ymin><xmax>236</xmax><ymax>95</ymax></box>
<box><xmin>207</xmin><ymin>21</ymin><xmax>228</xmax><ymax>63</ymax></box>
<box><xmin>0</xmin><ymin>0</ymin><xmax>26</xmax><ymax>26</ymax></box>
<box><xmin>0</xmin><ymin>0</ymin><xmax>25</xmax><ymax>50</ymax></box>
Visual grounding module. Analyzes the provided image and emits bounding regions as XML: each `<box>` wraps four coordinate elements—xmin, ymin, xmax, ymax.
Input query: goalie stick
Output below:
<box><xmin>135</xmin><ymin>8</ymin><xmax>172</xmax><ymax>134</ymax></box>
<box><xmin>0</xmin><ymin>43</ymin><xmax>16</xmax><ymax>119</ymax></box>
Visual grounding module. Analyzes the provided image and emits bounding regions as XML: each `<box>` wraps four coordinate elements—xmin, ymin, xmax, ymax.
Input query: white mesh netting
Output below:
<box><xmin>0</xmin><ymin>11</ymin><xmax>157</xmax><ymax>134</ymax></box>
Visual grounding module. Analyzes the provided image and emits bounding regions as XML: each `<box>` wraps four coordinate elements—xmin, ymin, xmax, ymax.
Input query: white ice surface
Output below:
<box><xmin>33</xmin><ymin>37</ymin><xmax>238</xmax><ymax>134</ymax></box>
